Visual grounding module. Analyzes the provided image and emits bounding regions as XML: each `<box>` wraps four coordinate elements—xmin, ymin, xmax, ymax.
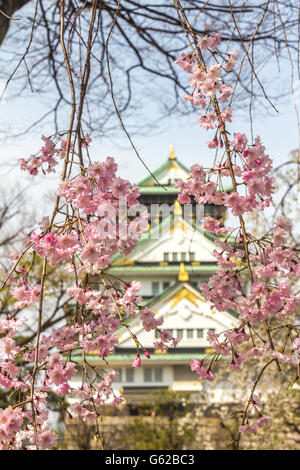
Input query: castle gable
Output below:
<box><xmin>117</xmin><ymin>282</ymin><xmax>238</xmax><ymax>350</ymax></box>
<box><xmin>112</xmin><ymin>215</ymin><xmax>217</xmax><ymax>266</ymax></box>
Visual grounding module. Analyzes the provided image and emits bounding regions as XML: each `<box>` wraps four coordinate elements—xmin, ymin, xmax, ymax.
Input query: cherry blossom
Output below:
<box><xmin>175</xmin><ymin>31</ymin><xmax>300</xmax><ymax>447</ymax></box>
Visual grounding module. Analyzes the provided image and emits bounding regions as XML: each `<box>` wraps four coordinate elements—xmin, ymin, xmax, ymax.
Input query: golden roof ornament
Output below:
<box><xmin>169</xmin><ymin>144</ymin><xmax>176</xmax><ymax>160</ymax></box>
<box><xmin>178</xmin><ymin>262</ymin><xmax>189</xmax><ymax>282</ymax></box>
<box><xmin>174</xmin><ymin>199</ymin><xmax>182</xmax><ymax>216</ymax></box>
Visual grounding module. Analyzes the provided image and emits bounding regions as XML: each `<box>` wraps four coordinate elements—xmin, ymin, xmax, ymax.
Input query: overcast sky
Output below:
<box><xmin>0</xmin><ymin>59</ymin><xmax>299</xmax><ymax>226</ymax></box>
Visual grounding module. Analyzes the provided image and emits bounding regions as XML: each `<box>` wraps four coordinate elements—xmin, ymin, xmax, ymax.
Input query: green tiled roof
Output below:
<box><xmin>107</xmin><ymin>264</ymin><xmax>217</xmax><ymax>274</ymax></box>
<box><xmin>139</xmin><ymin>186</ymin><xmax>179</xmax><ymax>195</ymax></box>
<box><xmin>138</xmin><ymin>158</ymin><xmax>190</xmax><ymax>187</ymax></box>
<box><xmin>71</xmin><ymin>352</ymin><xmax>206</xmax><ymax>363</ymax></box>
<box><xmin>139</xmin><ymin>184</ymin><xmax>232</xmax><ymax>194</ymax></box>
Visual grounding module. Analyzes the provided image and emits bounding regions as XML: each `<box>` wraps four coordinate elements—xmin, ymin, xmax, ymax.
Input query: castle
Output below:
<box><xmin>71</xmin><ymin>146</ymin><xmax>238</xmax><ymax>403</ymax></box>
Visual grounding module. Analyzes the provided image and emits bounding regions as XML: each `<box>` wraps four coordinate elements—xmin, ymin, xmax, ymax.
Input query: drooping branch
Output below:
<box><xmin>0</xmin><ymin>1</ymin><xmax>299</xmax><ymax>137</ymax></box>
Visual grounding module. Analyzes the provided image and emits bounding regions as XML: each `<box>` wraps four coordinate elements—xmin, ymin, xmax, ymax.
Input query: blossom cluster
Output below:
<box><xmin>176</xmin><ymin>32</ymin><xmax>300</xmax><ymax>437</ymax></box>
<box><xmin>176</xmin><ymin>33</ymin><xmax>274</xmax><ymax>219</ymax></box>
<box><xmin>19</xmin><ymin>134</ymin><xmax>91</xmax><ymax>176</ymax></box>
<box><xmin>0</xmin><ymin>153</ymin><xmax>181</xmax><ymax>449</ymax></box>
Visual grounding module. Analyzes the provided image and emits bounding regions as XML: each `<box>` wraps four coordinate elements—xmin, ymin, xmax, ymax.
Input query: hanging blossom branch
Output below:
<box><xmin>1</xmin><ymin>0</ymin><xmax>299</xmax><ymax>451</ymax></box>
<box><xmin>173</xmin><ymin>0</ymin><xmax>300</xmax><ymax>449</ymax></box>
<box><xmin>0</xmin><ymin>0</ymin><xmax>179</xmax><ymax>450</ymax></box>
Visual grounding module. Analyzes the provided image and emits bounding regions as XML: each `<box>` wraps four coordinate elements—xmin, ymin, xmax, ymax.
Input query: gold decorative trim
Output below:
<box><xmin>174</xmin><ymin>199</ymin><xmax>182</xmax><ymax>216</ymax></box>
<box><xmin>178</xmin><ymin>262</ymin><xmax>189</xmax><ymax>282</ymax></box>
<box><xmin>113</xmin><ymin>258</ymin><xmax>135</xmax><ymax>266</ymax></box>
<box><xmin>169</xmin><ymin>287</ymin><xmax>199</xmax><ymax>309</ymax></box>
<box><xmin>169</xmin><ymin>144</ymin><xmax>176</xmax><ymax>160</ymax></box>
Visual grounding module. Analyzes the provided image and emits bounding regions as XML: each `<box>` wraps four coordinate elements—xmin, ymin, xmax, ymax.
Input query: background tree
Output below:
<box><xmin>0</xmin><ymin>187</ymin><xmax>34</xmax><ymax>267</ymax></box>
<box><xmin>0</xmin><ymin>1</ymin><xmax>299</xmax><ymax>138</ymax></box>
<box><xmin>120</xmin><ymin>390</ymin><xmax>196</xmax><ymax>450</ymax></box>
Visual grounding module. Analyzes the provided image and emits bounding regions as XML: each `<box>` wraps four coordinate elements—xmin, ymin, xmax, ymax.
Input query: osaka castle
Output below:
<box><xmin>73</xmin><ymin>146</ymin><xmax>238</xmax><ymax>402</ymax></box>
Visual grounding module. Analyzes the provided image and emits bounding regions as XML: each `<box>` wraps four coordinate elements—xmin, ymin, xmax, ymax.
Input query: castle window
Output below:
<box><xmin>190</xmin><ymin>252</ymin><xmax>195</xmax><ymax>262</ymax></box>
<box><xmin>181</xmin><ymin>252</ymin><xmax>186</xmax><ymax>261</ymax></box>
<box><xmin>163</xmin><ymin>282</ymin><xmax>170</xmax><ymax>290</ymax></box>
<box><xmin>86</xmin><ymin>368</ymin><xmax>95</xmax><ymax>381</ymax></box>
<box><xmin>114</xmin><ymin>368</ymin><xmax>123</xmax><ymax>383</ymax></box>
<box><xmin>152</xmin><ymin>282</ymin><xmax>159</xmax><ymax>295</ymax></box>
<box><xmin>187</xmin><ymin>329</ymin><xmax>194</xmax><ymax>339</ymax></box>
<box><xmin>125</xmin><ymin>368</ymin><xmax>134</xmax><ymax>383</ymax></box>
<box><xmin>154</xmin><ymin>368</ymin><xmax>163</xmax><ymax>382</ymax></box>
<box><xmin>176</xmin><ymin>329</ymin><xmax>184</xmax><ymax>339</ymax></box>
<box><xmin>143</xmin><ymin>368</ymin><xmax>163</xmax><ymax>383</ymax></box>
<box><xmin>163</xmin><ymin>252</ymin><xmax>169</xmax><ymax>262</ymax></box>
<box><xmin>172</xmin><ymin>252</ymin><xmax>178</xmax><ymax>262</ymax></box>
<box><xmin>144</xmin><ymin>368</ymin><xmax>152</xmax><ymax>382</ymax></box>
<box><xmin>197</xmin><ymin>329</ymin><xmax>204</xmax><ymax>338</ymax></box>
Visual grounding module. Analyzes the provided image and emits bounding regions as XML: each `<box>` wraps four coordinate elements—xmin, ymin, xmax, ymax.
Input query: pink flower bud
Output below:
<box><xmin>132</xmin><ymin>354</ymin><xmax>141</xmax><ymax>368</ymax></box>
<box><xmin>143</xmin><ymin>349</ymin><xmax>151</xmax><ymax>359</ymax></box>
